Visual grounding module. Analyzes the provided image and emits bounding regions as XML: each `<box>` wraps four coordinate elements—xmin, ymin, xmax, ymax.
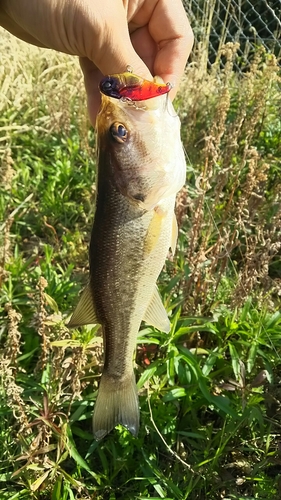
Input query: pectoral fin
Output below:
<box><xmin>143</xmin><ymin>208</ymin><xmax>164</xmax><ymax>258</ymax></box>
<box><xmin>170</xmin><ymin>212</ymin><xmax>178</xmax><ymax>255</ymax></box>
<box><xmin>67</xmin><ymin>284</ymin><xmax>98</xmax><ymax>327</ymax></box>
<box><xmin>143</xmin><ymin>285</ymin><xmax>170</xmax><ymax>333</ymax></box>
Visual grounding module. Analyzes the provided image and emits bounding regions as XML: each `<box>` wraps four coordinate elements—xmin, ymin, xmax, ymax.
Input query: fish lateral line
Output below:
<box><xmin>99</xmin><ymin>72</ymin><xmax>172</xmax><ymax>102</ymax></box>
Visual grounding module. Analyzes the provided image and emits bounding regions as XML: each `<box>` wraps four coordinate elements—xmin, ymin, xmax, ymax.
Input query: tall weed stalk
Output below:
<box><xmin>177</xmin><ymin>43</ymin><xmax>281</xmax><ymax>313</ymax></box>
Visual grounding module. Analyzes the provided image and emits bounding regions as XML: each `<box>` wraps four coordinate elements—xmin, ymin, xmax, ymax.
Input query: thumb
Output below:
<box><xmin>88</xmin><ymin>2</ymin><xmax>152</xmax><ymax>80</ymax></box>
<box><xmin>80</xmin><ymin>5</ymin><xmax>152</xmax><ymax>125</ymax></box>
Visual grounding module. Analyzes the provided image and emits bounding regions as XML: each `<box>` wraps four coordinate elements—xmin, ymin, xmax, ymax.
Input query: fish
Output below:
<box><xmin>68</xmin><ymin>73</ymin><xmax>186</xmax><ymax>440</ymax></box>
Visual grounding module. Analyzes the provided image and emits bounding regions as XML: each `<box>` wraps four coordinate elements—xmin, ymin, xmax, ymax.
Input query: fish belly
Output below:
<box><xmin>90</xmin><ymin>186</ymin><xmax>174</xmax><ymax>439</ymax></box>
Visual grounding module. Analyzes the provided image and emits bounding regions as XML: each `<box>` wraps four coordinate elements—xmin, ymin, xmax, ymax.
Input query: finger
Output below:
<box><xmin>81</xmin><ymin>2</ymin><xmax>153</xmax><ymax>126</ymax></box>
<box><xmin>149</xmin><ymin>0</ymin><xmax>194</xmax><ymax>99</ymax></box>
<box><xmin>89</xmin><ymin>1</ymin><xmax>152</xmax><ymax>80</ymax></box>
<box><xmin>79</xmin><ymin>57</ymin><xmax>102</xmax><ymax>126</ymax></box>
<box><xmin>0</xmin><ymin>7</ymin><xmax>47</xmax><ymax>47</ymax></box>
<box><xmin>130</xmin><ymin>25</ymin><xmax>158</xmax><ymax>76</ymax></box>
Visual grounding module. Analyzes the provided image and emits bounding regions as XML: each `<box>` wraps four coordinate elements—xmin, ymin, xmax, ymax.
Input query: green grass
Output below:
<box><xmin>1</xmin><ymin>32</ymin><xmax>281</xmax><ymax>499</ymax></box>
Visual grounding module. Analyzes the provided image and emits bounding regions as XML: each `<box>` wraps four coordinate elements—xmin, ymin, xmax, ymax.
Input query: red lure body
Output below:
<box><xmin>99</xmin><ymin>72</ymin><xmax>171</xmax><ymax>101</ymax></box>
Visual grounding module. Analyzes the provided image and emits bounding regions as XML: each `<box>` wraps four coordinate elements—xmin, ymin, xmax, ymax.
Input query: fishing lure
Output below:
<box><xmin>99</xmin><ymin>72</ymin><xmax>172</xmax><ymax>101</ymax></box>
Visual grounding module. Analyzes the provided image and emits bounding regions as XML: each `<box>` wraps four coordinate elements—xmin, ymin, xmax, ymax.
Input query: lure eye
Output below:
<box><xmin>110</xmin><ymin>123</ymin><xmax>128</xmax><ymax>143</ymax></box>
<box><xmin>99</xmin><ymin>76</ymin><xmax>121</xmax><ymax>98</ymax></box>
<box><xmin>103</xmin><ymin>80</ymin><xmax>112</xmax><ymax>90</ymax></box>
<box><xmin>100</xmin><ymin>77</ymin><xmax>114</xmax><ymax>92</ymax></box>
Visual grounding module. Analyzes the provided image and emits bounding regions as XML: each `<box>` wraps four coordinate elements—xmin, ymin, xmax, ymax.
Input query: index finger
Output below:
<box><xmin>149</xmin><ymin>0</ymin><xmax>194</xmax><ymax>99</ymax></box>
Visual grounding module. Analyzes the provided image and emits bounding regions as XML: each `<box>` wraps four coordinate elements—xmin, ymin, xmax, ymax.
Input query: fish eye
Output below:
<box><xmin>110</xmin><ymin>122</ymin><xmax>128</xmax><ymax>143</ymax></box>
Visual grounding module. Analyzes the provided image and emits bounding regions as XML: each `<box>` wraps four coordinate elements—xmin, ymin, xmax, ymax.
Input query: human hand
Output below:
<box><xmin>0</xmin><ymin>0</ymin><xmax>194</xmax><ymax>124</ymax></box>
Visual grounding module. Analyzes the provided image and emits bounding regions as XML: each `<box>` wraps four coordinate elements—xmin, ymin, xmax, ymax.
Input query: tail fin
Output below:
<box><xmin>93</xmin><ymin>371</ymin><xmax>139</xmax><ymax>440</ymax></box>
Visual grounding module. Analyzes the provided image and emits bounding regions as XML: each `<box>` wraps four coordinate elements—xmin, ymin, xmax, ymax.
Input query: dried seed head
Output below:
<box><xmin>4</xmin><ymin>303</ymin><xmax>22</xmax><ymax>370</ymax></box>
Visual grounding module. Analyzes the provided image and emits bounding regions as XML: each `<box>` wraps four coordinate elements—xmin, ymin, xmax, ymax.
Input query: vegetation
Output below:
<box><xmin>0</xmin><ymin>29</ymin><xmax>281</xmax><ymax>499</ymax></box>
<box><xmin>184</xmin><ymin>0</ymin><xmax>281</xmax><ymax>70</ymax></box>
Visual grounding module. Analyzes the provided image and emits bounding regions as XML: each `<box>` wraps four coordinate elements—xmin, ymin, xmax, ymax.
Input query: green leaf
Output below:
<box><xmin>198</xmin><ymin>375</ymin><xmax>238</xmax><ymax>418</ymax></box>
<box><xmin>0</xmin><ymin>473</ymin><xmax>12</xmax><ymax>481</ymax></box>
<box><xmin>178</xmin><ymin>346</ymin><xmax>238</xmax><ymax>418</ymax></box>
<box><xmin>137</xmin><ymin>360</ymin><xmax>165</xmax><ymax>389</ymax></box>
<box><xmin>51</xmin><ymin>475</ymin><xmax>62</xmax><ymax>500</ymax></box>
<box><xmin>177</xmin><ymin>431</ymin><xmax>206</xmax><ymax>439</ymax></box>
<box><xmin>69</xmin><ymin>400</ymin><xmax>89</xmax><ymax>423</ymax></box>
<box><xmin>162</xmin><ymin>274</ymin><xmax>181</xmax><ymax>294</ymax></box>
<box><xmin>65</xmin><ymin>425</ymin><xmax>100</xmax><ymax>481</ymax></box>
<box><xmin>240</xmin><ymin>297</ymin><xmax>252</xmax><ymax>321</ymax></box>
<box><xmin>229</xmin><ymin>343</ymin><xmax>240</xmax><ymax>381</ymax></box>
<box><xmin>17</xmin><ymin>348</ymin><xmax>38</xmax><ymax>362</ymax></box>
<box><xmin>247</xmin><ymin>343</ymin><xmax>257</xmax><ymax>373</ymax></box>
<box><xmin>153</xmin><ymin>483</ymin><xmax>166</xmax><ymax>498</ymax></box>
<box><xmin>44</xmin><ymin>292</ymin><xmax>59</xmax><ymax>313</ymax></box>
<box><xmin>64</xmin><ymin>483</ymin><xmax>76</xmax><ymax>500</ymax></box>
<box><xmin>202</xmin><ymin>350</ymin><xmax>219</xmax><ymax>376</ymax></box>
<box><xmin>264</xmin><ymin>311</ymin><xmax>281</xmax><ymax>329</ymax></box>
<box><xmin>173</xmin><ymin>325</ymin><xmax>216</xmax><ymax>342</ymax></box>
<box><xmin>163</xmin><ymin>387</ymin><xmax>187</xmax><ymax>401</ymax></box>
<box><xmin>30</xmin><ymin>470</ymin><xmax>50</xmax><ymax>492</ymax></box>
<box><xmin>165</xmin><ymin>478</ymin><xmax>184</xmax><ymax>499</ymax></box>
<box><xmin>58</xmin><ymin>468</ymin><xmax>84</xmax><ymax>489</ymax></box>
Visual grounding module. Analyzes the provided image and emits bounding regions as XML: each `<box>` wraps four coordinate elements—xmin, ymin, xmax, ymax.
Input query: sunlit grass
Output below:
<box><xmin>0</xmin><ymin>28</ymin><xmax>281</xmax><ymax>499</ymax></box>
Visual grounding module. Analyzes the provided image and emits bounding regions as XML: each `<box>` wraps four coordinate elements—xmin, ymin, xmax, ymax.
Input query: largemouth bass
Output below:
<box><xmin>69</xmin><ymin>73</ymin><xmax>186</xmax><ymax>440</ymax></box>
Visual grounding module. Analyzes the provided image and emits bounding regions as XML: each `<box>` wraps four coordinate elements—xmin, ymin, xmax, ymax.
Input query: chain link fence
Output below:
<box><xmin>183</xmin><ymin>0</ymin><xmax>281</xmax><ymax>70</ymax></box>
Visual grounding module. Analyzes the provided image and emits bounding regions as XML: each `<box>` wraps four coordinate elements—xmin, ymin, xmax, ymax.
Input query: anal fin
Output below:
<box><xmin>67</xmin><ymin>284</ymin><xmax>98</xmax><ymax>328</ymax></box>
<box><xmin>143</xmin><ymin>285</ymin><xmax>170</xmax><ymax>333</ymax></box>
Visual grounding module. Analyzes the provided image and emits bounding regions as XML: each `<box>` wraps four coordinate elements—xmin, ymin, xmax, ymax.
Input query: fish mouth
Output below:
<box><xmin>100</xmin><ymin>90</ymin><xmax>168</xmax><ymax>113</ymax></box>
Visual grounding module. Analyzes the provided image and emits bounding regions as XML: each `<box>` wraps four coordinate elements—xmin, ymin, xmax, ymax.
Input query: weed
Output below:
<box><xmin>177</xmin><ymin>43</ymin><xmax>281</xmax><ymax>314</ymax></box>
